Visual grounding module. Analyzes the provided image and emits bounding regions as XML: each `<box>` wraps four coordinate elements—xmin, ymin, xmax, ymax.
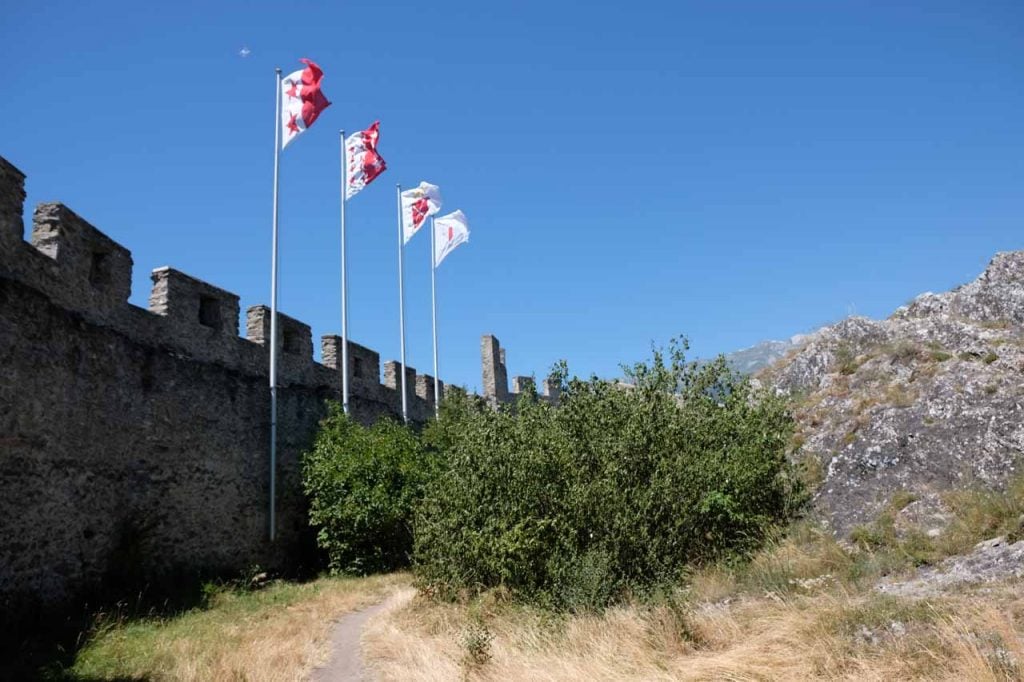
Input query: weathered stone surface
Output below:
<box><xmin>415</xmin><ymin>374</ymin><xmax>438</xmax><ymax>410</ymax></box>
<box><xmin>893</xmin><ymin>493</ymin><xmax>953</xmax><ymax>539</ymax></box>
<box><xmin>0</xmin><ymin>156</ymin><xmax>25</xmax><ymax>244</ymax></box>
<box><xmin>481</xmin><ymin>334</ymin><xmax>509</xmax><ymax>405</ymax></box>
<box><xmin>481</xmin><ymin>334</ymin><xmax>560</xmax><ymax>407</ymax></box>
<box><xmin>511</xmin><ymin>375</ymin><xmax>535</xmax><ymax>395</ymax></box>
<box><xmin>763</xmin><ymin>252</ymin><xmax>1024</xmax><ymax>535</ymax></box>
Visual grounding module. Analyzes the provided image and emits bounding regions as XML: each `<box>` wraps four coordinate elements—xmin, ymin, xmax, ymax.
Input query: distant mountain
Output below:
<box><xmin>722</xmin><ymin>336</ymin><xmax>808</xmax><ymax>375</ymax></box>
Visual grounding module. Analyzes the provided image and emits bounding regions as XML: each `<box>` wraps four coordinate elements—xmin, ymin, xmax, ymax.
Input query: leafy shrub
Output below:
<box><xmin>303</xmin><ymin>404</ymin><xmax>435</xmax><ymax>574</ymax></box>
<box><xmin>414</xmin><ymin>338</ymin><xmax>804</xmax><ymax>610</ymax></box>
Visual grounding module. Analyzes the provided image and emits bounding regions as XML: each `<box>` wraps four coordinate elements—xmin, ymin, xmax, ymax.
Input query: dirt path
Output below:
<box><xmin>310</xmin><ymin>600</ymin><xmax>391</xmax><ymax>681</ymax></box>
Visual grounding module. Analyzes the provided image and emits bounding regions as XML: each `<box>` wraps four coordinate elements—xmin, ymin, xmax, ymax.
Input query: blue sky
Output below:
<box><xmin>3</xmin><ymin>1</ymin><xmax>1022</xmax><ymax>391</ymax></box>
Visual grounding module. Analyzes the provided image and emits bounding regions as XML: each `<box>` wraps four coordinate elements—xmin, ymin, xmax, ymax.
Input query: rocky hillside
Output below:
<box><xmin>762</xmin><ymin>251</ymin><xmax>1024</xmax><ymax>535</ymax></box>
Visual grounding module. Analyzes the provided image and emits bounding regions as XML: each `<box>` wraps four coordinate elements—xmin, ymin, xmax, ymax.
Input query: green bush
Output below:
<box><xmin>414</xmin><ymin>338</ymin><xmax>803</xmax><ymax>610</ymax></box>
<box><xmin>303</xmin><ymin>404</ymin><xmax>434</xmax><ymax>574</ymax></box>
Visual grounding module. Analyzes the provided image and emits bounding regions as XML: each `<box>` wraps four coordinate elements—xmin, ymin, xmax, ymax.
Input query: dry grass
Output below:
<box><xmin>364</xmin><ymin>578</ymin><xmax>1024</xmax><ymax>681</ymax></box>
<box><xmin>67</xmin><ymin>479</ymin><xmax>1024</xmax><ymax>681</ymax></box>
<box><xmin>363</xmin><ymin>518</ymin><xmax>1024</xmax><ymax>681</ymax></box>
<box><xmin>70</xmin><ymin>572</ymin><xmax>409</xmax><ymax>681</ymax></box>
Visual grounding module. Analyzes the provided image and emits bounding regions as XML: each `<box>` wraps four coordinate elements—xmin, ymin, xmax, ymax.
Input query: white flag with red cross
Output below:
<box><xmin>281</xmin><ymin>59</ymin><xmax>331</xmax><ymax>150</ymax></box>
<box><xmin>345</xmin><ymin>121</ymin><xmax>387</xmax><ymax>199</ymax></box>
<box><xmin>400</xmin><ymin>182</ymin><xmax>442</xmax><ymax>244</ymax></box>
<box><xmin>433</xmin><ymin>210</ymin><xmax>469</xmax><ymax>267</ymax></box>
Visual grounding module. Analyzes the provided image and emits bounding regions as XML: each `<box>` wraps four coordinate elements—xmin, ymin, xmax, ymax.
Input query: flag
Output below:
<box><xmin>345</xmin><ymin>122</ymin><xmax>387</xmax><ymax>199</ymax></box>
<box><xmin>400</xmin><ymin>182</ymin><xmax>442</xmax><ymax>244</ymax></box>
<box><xmin>433</xmin><ymin>210</ymin><xmax>469</xmax><ymax>267</ymax></box>
<box><xmin>281</xmin><ymin>59</ymin><xmax>331</xmax><ymax>150</ymax></box>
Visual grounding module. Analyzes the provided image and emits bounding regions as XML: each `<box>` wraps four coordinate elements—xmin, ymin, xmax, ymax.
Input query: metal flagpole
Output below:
<box><xmin>396</xmin><ymin>184</ymin><xmax>408</xmax><ymax>423</ymax></box>
<box><xmin>339</xmin><ymin>130</ymin><xmax>350</xmax><ymax>415</ymax></box>
<box><xmin>269</xmin><ymin>67</ymin><xmax>282</xmax><ymax>542</ymax></box>
<box><xmin>430</xmin><ymin>217</ymin><xmax>440</xmax><ymax>416</ymax></box>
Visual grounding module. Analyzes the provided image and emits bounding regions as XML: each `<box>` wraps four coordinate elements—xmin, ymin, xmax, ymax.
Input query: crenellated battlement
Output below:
<box><xmin>0</xmin><ymin>154</ymin><xmax>442</xmax><ymax>424</ymax></box>
<box><xmin>0</xmin><ymin>154</ymin><xmax>484</xmax><ymax>618</ymax></box>
<box><xmin>32</xmin><ymin>202</ymin><xmax>135</xmax><ymax>315</ymax></box>
<box><xmin>481</xmin><ymin>334</ymin><xmax>560</xmax><ymax>406</ymax></box>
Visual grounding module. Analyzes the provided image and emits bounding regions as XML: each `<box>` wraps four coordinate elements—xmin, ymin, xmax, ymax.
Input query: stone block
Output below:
<box><xmin>150</xmin><ymin>267</ymin><xmax>240</xmax><ymax>343</ymax></box>
<box><xmin>542</xmin><ymin>377</ymin><xmax>561</xmax><ymax>405</ymax></box>
<box><xmin>321</xmin><ymin>336</ymin><xmax>381</xmax><ymax>388</ymax></box>
<box><xmin>31</xmin><ymin>203</ymin><xmax>133</xmax><ymax>313</ymax></box>
<box><xmin>512</xmin><ymin>375</ymin><xmax>536</xmax><ymax>395</ymax></box>
<box><xmin>245</xmin><ymin>305</ymin><xmax>313</xmax><ymax>359</ymax></box>
<box><xmin>481</xmin><ymin>334</ymin><xmax>508</xmax><ymax>403</ymax></box>
<box><xmin>415</xmin><ymin>374</ymin><xmax>437</xmax><ymax>408</ymax></box>
<box><xmin>0</xmin><ymin>156</ymin><xmax>26</xmax><ymax>246</ymax></box>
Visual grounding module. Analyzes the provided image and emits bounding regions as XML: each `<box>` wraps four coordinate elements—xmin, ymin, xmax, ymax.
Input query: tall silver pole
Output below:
<box><xmin>339</xmin><ymin>130</ymin><xmax>350</xmax><ymax>415</ymax></box>
<box><xmin>429</xmin><ymin>217</ymin><xmax>440</xmax><ymax>416</ymax></box>
<box><xmin>396</xmin><ymin>184</ymin><xmax>408</xmax><ymax>423</ymax></box>
<box><xmin>269</xmin><ymin>67</ymin><xmax>282</xmax><ymax>542</ymax></box>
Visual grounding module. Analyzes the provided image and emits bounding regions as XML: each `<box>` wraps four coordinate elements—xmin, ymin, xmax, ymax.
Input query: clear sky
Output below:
<box><xmin>3</xmin><ymin>1</ymin><xmax>1022</xmax><ymax>391</ymax></box>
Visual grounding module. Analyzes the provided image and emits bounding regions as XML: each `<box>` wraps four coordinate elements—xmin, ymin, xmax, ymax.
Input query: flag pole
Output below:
<box><xmin>396</xmin><ymin>184</ymin><xmax>408</xmax><ymax>423</ymax></box>
<box><xmin>269</xmin><ymin>67</ymin><xmax>282</xmax><ymax>542</ymax></box>
<box><xmin>430</xmin><ymin>216</ymin><xmax>440</xmax><ymax>416</ymax></box>
<box><xmin>339</xmin><ymin>130</ymin><xmax>350</xmax><ymax>415</ymax></box>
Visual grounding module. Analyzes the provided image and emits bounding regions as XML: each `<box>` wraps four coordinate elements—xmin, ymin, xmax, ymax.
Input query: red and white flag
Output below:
<box><xmin>400</xmin><ymin>182</ymin><xmax>442</xmax><ymax>244</ymax></box>
<box><xmin>281</xmin><ymin>59</ymin><xmax>331</xmax><ymax>150</ymax></box>
<box><xmin>433</xmin><ymin>210</ymin><xmax>469</xmax><ymax>267</ymax></box>
<box><xmin>345</xmin><ymin>122</ymin><xmax>387</xmax><ymax>199</ymax></box>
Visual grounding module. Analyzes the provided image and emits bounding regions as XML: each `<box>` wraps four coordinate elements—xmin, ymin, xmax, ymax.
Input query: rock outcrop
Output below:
<box><xmin>877</xmin><ymin>535</ymin><xmax>1024</xmax><ymax>597</ymax></box>
<box><xmin>762</xmin><ymin>252</ymin><xmax>1024</xmax><ymax>535</ymax></box>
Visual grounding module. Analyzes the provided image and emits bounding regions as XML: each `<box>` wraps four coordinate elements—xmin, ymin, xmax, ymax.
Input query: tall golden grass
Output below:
<box><xmin>363</xmin><ymin>517</ymin><xmax>1024</xmax><ymax>682</ymax></box>
<box><xmin>363</xmin><ymin>581</ymin><xmax>1024</xmax><ymax>681</ymax></box>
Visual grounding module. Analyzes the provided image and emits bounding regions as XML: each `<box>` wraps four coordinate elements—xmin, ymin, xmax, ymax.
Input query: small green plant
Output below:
<box><xmin>835</xmin><ymin>345</ymin><xmax>858</xmax><ymax>375</ymax></box>
<box><xmin>928</xmin><ymin>349</ymin><xmax>952</xmax><ymax>363</ymax></box>
<box><xmin>884</xmin><ymin>383</ymin><xmax>917</xmax><ymax>408</ymax></box>
<box><xmin>982</xmin><ymin>352</ymin><xmax>999</xmax><ymax>365</ymax></box>
<box><xmin>831</xmin><ymin>594</ymin><xmax>940</xmax><ymax>639</ymax></box>
<box><xmin>460</xmin><ymin>618</ymin><xmax>494</xmax><ymax>667</ymax></box>
<box><xmin>936</xmin><ymin>476</ymin><xmax>1024</xmax><ymax>556</ymax></box>
<box><xmin>795</xmin><ymin>451</ymin><xmax>826</xmax><ymax>490</ymax></box>
<box><xmin>886</xmin><ymin>340</ymin><xmax>921</xmax><ymax>363</ymax></box>
<box><xmin>890</xmin><ymin>491</ymin><xmax>918</xmax><ymax>512</ymax></box>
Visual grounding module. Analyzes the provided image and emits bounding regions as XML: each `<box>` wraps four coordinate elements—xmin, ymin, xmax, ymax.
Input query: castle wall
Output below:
<box><xmin>0</xmin><ymin>156</ymin><xmax>437</xmax><ymax>614</ymax></box>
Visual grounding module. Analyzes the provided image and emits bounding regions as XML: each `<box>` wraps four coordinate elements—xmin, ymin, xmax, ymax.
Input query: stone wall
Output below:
<box><xmin>0</xmin><ymin>155</ymin><xmax>443</xmax><ymax>616</ymax></box>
